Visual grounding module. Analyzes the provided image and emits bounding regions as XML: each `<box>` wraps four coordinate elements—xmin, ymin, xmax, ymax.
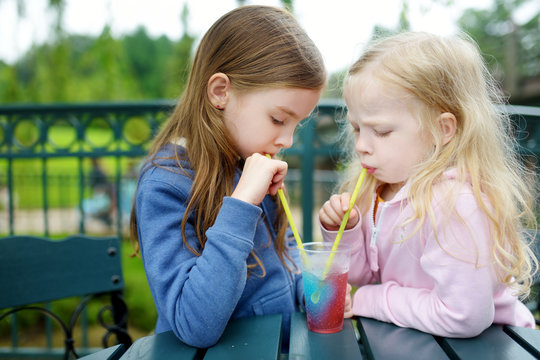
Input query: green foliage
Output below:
<box><xmin>280</xmin><ymin>0</ymin><xmax>294</xmax><ymax>12</ymax></box>
<box><xmin>1</xmin><ymin>122</ymin><xmax>146</xmax><ymax>210</ymax></box>
<box><xmin>0</xmin><ymin>25</ymin><xmax>194</xmax><ymax>103</ymax></box>
<box><xmin>165</xmin><ymin>33</ymin><xmax>195</xmax><ymax>99</ymax></box>
<box><xmin>122</xmin><ymin>242</ymin><xmax>157</xmax><ymax>332</ymax></box>
<box><xmin>458</xmin><ymin>0</ymin><xmax>540</xmax><ymax>103</ymax></box>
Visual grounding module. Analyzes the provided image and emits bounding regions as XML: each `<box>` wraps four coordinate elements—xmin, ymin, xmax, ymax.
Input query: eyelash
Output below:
<box><xmin>374</xmin><ymin>130</ymin><xmax>391</xmax><ymax>137</ymax></box>
<box><xmin>272</xmin><ymin>117</ymin><xmax>284</xmax><ymax>125</ymax></box>
<box><xmin>351</xmin><ymin>127</ymin><xmax>390</xmax><ymax>137</ymax></box>
<box><xmin>350</xmin><ymin>123</ymin><xmax>390</xmax><ymax>137</ymax></box>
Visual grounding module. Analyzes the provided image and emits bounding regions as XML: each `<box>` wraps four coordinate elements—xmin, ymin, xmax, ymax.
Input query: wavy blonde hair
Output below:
<box><xmin>131</xmin><ymin>6</ymin><xmax>326</xmax><ymax>275</ymax></box>
<box><xmin>340</xmin><ymin>31</ymin><xmax>537</xmax><ymax>296</ymax></box>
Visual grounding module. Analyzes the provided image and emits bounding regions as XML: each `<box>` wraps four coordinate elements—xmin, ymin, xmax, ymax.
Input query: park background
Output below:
<box><xmin>1</xmin><ymin>0</ymin><xmax>540</xmax><ymax>351</ymax></box>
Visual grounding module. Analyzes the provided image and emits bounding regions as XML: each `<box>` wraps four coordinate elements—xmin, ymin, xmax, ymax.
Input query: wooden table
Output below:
<box><xmin>86</xmin><ymin>312</ymin><xmax>540</xmax><ymax>359</ymax></box>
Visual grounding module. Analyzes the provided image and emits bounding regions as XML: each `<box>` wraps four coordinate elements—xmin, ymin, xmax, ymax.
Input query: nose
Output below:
<box><xmin>355</xmin><ymin>132</ymin><xmax>371</xmax><ymax>155</ymax></box>
<box><xmin>276</xmin><ymin>128</ymin><xmax>294</xmax><ymax>149</ymax></box>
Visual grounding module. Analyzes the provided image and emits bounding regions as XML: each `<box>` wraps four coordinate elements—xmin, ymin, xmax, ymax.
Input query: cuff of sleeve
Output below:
<box><xmin>211</xmin><ymin>196</ymin><xmax>263</xmax><ymax>245</ymax></box>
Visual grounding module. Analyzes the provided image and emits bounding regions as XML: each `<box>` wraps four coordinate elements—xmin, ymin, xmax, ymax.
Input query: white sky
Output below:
<box><xmin>0</xmin><ymin>0</ymin><xmax>512</xmax><ymax>73</ymax></box>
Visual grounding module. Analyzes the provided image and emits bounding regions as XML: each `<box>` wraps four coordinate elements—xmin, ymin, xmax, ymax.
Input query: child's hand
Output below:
<box><xmin>344</xmin><ymin>283</ymin><xmax>353</xmax><ymax>318</ymax></box>
<box><xmin>319</xmin><ymin>193</ymin><xmax>360</xmax><ymax>231</ymax></box>
<box><xmin>232</xmin><ymin>153</ymin><xmax>288</xmax><ymax>205</ymax></box>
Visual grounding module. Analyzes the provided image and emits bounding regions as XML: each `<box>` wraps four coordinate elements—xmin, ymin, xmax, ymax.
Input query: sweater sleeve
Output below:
<box><xmin>135</xmin><ymin>175</ymin><xmax>261</xmax><ymax>348</ymax></box>
<box><xmin>319</xmin><ymin>207</ymin><xmax>378</xmax><ymax>285</ymax></box>
<box><xmin>352</xmin><ymin>194</ymin><xmax>498</xmax><ymax>337</ymax></box>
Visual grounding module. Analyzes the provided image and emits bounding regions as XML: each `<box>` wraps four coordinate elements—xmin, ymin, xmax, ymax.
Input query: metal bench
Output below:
<box><xmin>79</xmin><ymin>344</ymin><xmax>125</xmax><ymax>360</ymax></box>
<box><xmin>0</xmin><ymin>234</ymin><xmax>132</xmax><ymax>359</ymax></box>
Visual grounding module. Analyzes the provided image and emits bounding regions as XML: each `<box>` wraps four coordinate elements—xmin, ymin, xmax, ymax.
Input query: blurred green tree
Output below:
<box><xmin>459</xmin><ymin>0</ymin><xmax>540</xmax><ymax>104</ymax></box>
<box><xmin>164</xmin><ymin>4</ymin><xmax>195</xmax><ymax>99</ymax></box>
<box><xmin>124</xmin><ymin>27</ymin><xmax>175</xmax><ymax>99</ymax></box>
<box><xmin>0</xmin><ymin>0</ymin><xmax>195</xmax><ymax>103</ymax></box>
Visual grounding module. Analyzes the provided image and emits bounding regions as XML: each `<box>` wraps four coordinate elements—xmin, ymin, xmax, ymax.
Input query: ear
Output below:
<box><xmin>439</xmin><ymin>112</ymin><xmax>457</xmax><ymax>145</ymax></box>
<box><xmin>207</xmin><ymin>73</ymin><xmax>231</xmax><ymax>109</ymax></box>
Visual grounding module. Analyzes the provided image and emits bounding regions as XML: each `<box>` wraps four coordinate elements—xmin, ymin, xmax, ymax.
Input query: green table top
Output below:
<box><xmin>115</xmin><ymin>313</ymin><xmax>540</xmax><ymax>360</ymax></box>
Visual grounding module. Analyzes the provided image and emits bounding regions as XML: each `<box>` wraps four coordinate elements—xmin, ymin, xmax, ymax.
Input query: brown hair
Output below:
<box><xmin>131</xmin><ymin>5</ymin><xmax>326</xmax><ymax>275</ymax></box>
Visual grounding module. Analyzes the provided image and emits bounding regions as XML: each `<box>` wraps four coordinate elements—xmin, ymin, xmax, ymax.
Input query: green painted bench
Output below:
<box><xmin>79</xmin><ymin>344</ymin><xmax>125</xmax><ymax>360</ymax></box>
<box><xmin>0</xmin><ymin>235</ymin><xmax>132</xmax><ymax>359</ymax></box>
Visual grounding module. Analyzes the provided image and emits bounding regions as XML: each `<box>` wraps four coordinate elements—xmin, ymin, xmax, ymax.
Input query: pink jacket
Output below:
<box><xmin>321</xmin><ymin>170</ymin><xmax>535</xmax><ymax>337</ymax></box>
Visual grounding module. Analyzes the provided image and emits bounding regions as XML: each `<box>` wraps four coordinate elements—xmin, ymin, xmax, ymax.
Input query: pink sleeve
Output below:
<box><xmin>319</xmin><ymin>207</ymin><xmax>378</xmax><ymax>285</ymax></box>
<box><xmin>352</xmin><ymin>196</ymin><xmax>499</xmax><ymax>337</ymax></box>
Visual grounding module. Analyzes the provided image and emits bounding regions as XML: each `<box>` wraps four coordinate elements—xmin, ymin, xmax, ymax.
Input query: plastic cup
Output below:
<box><xmin>300</xmin><ymin>242</ymin><xmax>351</xmax><ymax>333</ymax></box>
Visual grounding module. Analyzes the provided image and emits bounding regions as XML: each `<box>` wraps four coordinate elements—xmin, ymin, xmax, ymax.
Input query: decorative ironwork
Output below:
<box><xmin>1</xmin><ymin>101</ymin><xmax>540</xmax><ymax>241</ymax></box>
<box><xmin>0</xmin><ymin>292</ymin><xmax>131</xmax><ymax>359</ymax></box>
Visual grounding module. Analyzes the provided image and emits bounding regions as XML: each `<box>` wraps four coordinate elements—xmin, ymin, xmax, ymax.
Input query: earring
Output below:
<box><xmin>216</xmin><ymin>104</ymin><xmax>223</xmax><ymax>110</ymax></box>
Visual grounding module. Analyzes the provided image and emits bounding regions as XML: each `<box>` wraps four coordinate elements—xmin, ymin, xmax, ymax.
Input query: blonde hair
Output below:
<box><xmin>342</xmin><ymin>31</ymin><xmax>537</xmax><ymax>296</ymax></box>
<box><xmin>131</xmin><ymin>6</ymin><xmax>326</xmax><ymax>275</ymax></box>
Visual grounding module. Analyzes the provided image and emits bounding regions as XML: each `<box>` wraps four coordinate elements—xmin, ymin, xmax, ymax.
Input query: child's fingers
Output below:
<box><xmin>319</xmin><ymin>202</ymin><xmax>344</xmax><ymax>230</ymax></box>
<box><xmin>320</xmin><ymin>193</ymin><xmax>355</xmax><ymax>230</ymax></box>
<box><xmin>319</xmin><ymin>214</ymin><xmax>339</xmax><ymax>231</ymax></box>
<box><xmin>339</xmin><ymin>192</ymin><xmax>352</xmax><ymax>212</ymax></box>
<box><xmin>346</xmin><ymin>207</ymin><xmax>360</xmax><ymax>230</ymax></box>
<box><xmin>320</xmin><ymin>204</ymin><xmax>341</xmax><ymax>225</ymax></box>
<box><xmin>344</xmin><ymin>283</ymin><xmax>353</xmax><ymax>318</ymax></box>
<box><xmin>326</xmin><ymin>193</ymin><xmax>350</xmax><ymax>213</ymax></box>
<box><xmin>232</xmin><ymin>153</ymin><xmax>288</xmax><ymax>204</ymax></box>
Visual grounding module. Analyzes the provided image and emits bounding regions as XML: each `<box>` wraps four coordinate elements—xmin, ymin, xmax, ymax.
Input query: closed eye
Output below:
<box><xmin>272</xmin><ymin>117</ymin><xmax>284</xmax><ymax>125</ymax></box>
<box><xmin>374</xmin><ymin>129</ymin><xmax>391</xmax><ymax>137</ymax></box>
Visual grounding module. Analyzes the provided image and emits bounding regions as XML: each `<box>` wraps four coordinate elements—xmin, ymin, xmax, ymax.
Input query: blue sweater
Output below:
<box><xmin>134</xmin><ymin>144</ymin><xmax>304</xmax><ymax>349</ymax></box>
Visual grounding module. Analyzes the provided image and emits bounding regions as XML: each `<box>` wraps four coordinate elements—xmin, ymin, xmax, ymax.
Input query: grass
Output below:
<box><xmin>121</xmin><ymin>240</ymin><xmax>157</xmax><ymax>332</ymax></box>
<box><xmin>2</xmin><ymin>124</ymin><xmax>147</xmax><ymax>210</ymax></box>
<box><xmin>1</xmin><ymin>157</ymin><xmax>142</xmax><ymax>209</ymax></box>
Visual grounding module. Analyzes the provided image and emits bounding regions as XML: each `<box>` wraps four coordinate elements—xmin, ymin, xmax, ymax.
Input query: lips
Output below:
<box><xmin>362</xmin><ymin>164</ymin><xmax>376</xmax><ymax>174</ymax></box>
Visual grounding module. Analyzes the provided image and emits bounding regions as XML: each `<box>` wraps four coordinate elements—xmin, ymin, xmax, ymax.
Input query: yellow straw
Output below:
<box><xmin>265</xmin><ymin>154</ymin><xmax>308</xmax><ymax>260</ymax></box>
<box><xmin>310</xmin><ymin>167</ymin><xmax>367</xmax><ymax>303</ymax></box>
<box><xmin>321</xmin><ymin>167</ymin><xmax>367</xmax><ymax>279</ymax></box>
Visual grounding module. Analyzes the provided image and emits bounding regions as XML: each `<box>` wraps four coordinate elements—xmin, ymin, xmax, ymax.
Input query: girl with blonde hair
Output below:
<box><xmin>131</xmin><ymin>5</ymin><xmax>326</xmax><ymax>349</ymax></box>
<box><xmin>319</xmin><ymin>31</ymin><xmax>537</xmax><ymax>336</ymax></box>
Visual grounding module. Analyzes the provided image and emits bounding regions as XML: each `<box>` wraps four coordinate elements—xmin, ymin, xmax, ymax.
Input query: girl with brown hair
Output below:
<box><xmin>131</xmin><ymin>5</ymin><xmax>326</xmax><ymax>350</ymax></box>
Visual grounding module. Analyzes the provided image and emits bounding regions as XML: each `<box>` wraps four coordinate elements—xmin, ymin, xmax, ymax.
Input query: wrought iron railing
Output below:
<box><xmin>1</xmin><ymin>100</ymin><xmax>540</xmax><ymax>241</ymax></box>
<box><xmin>0</xmin><ymin>99</ymin><xmax>353</xmax><ymax>242</ymax></box>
